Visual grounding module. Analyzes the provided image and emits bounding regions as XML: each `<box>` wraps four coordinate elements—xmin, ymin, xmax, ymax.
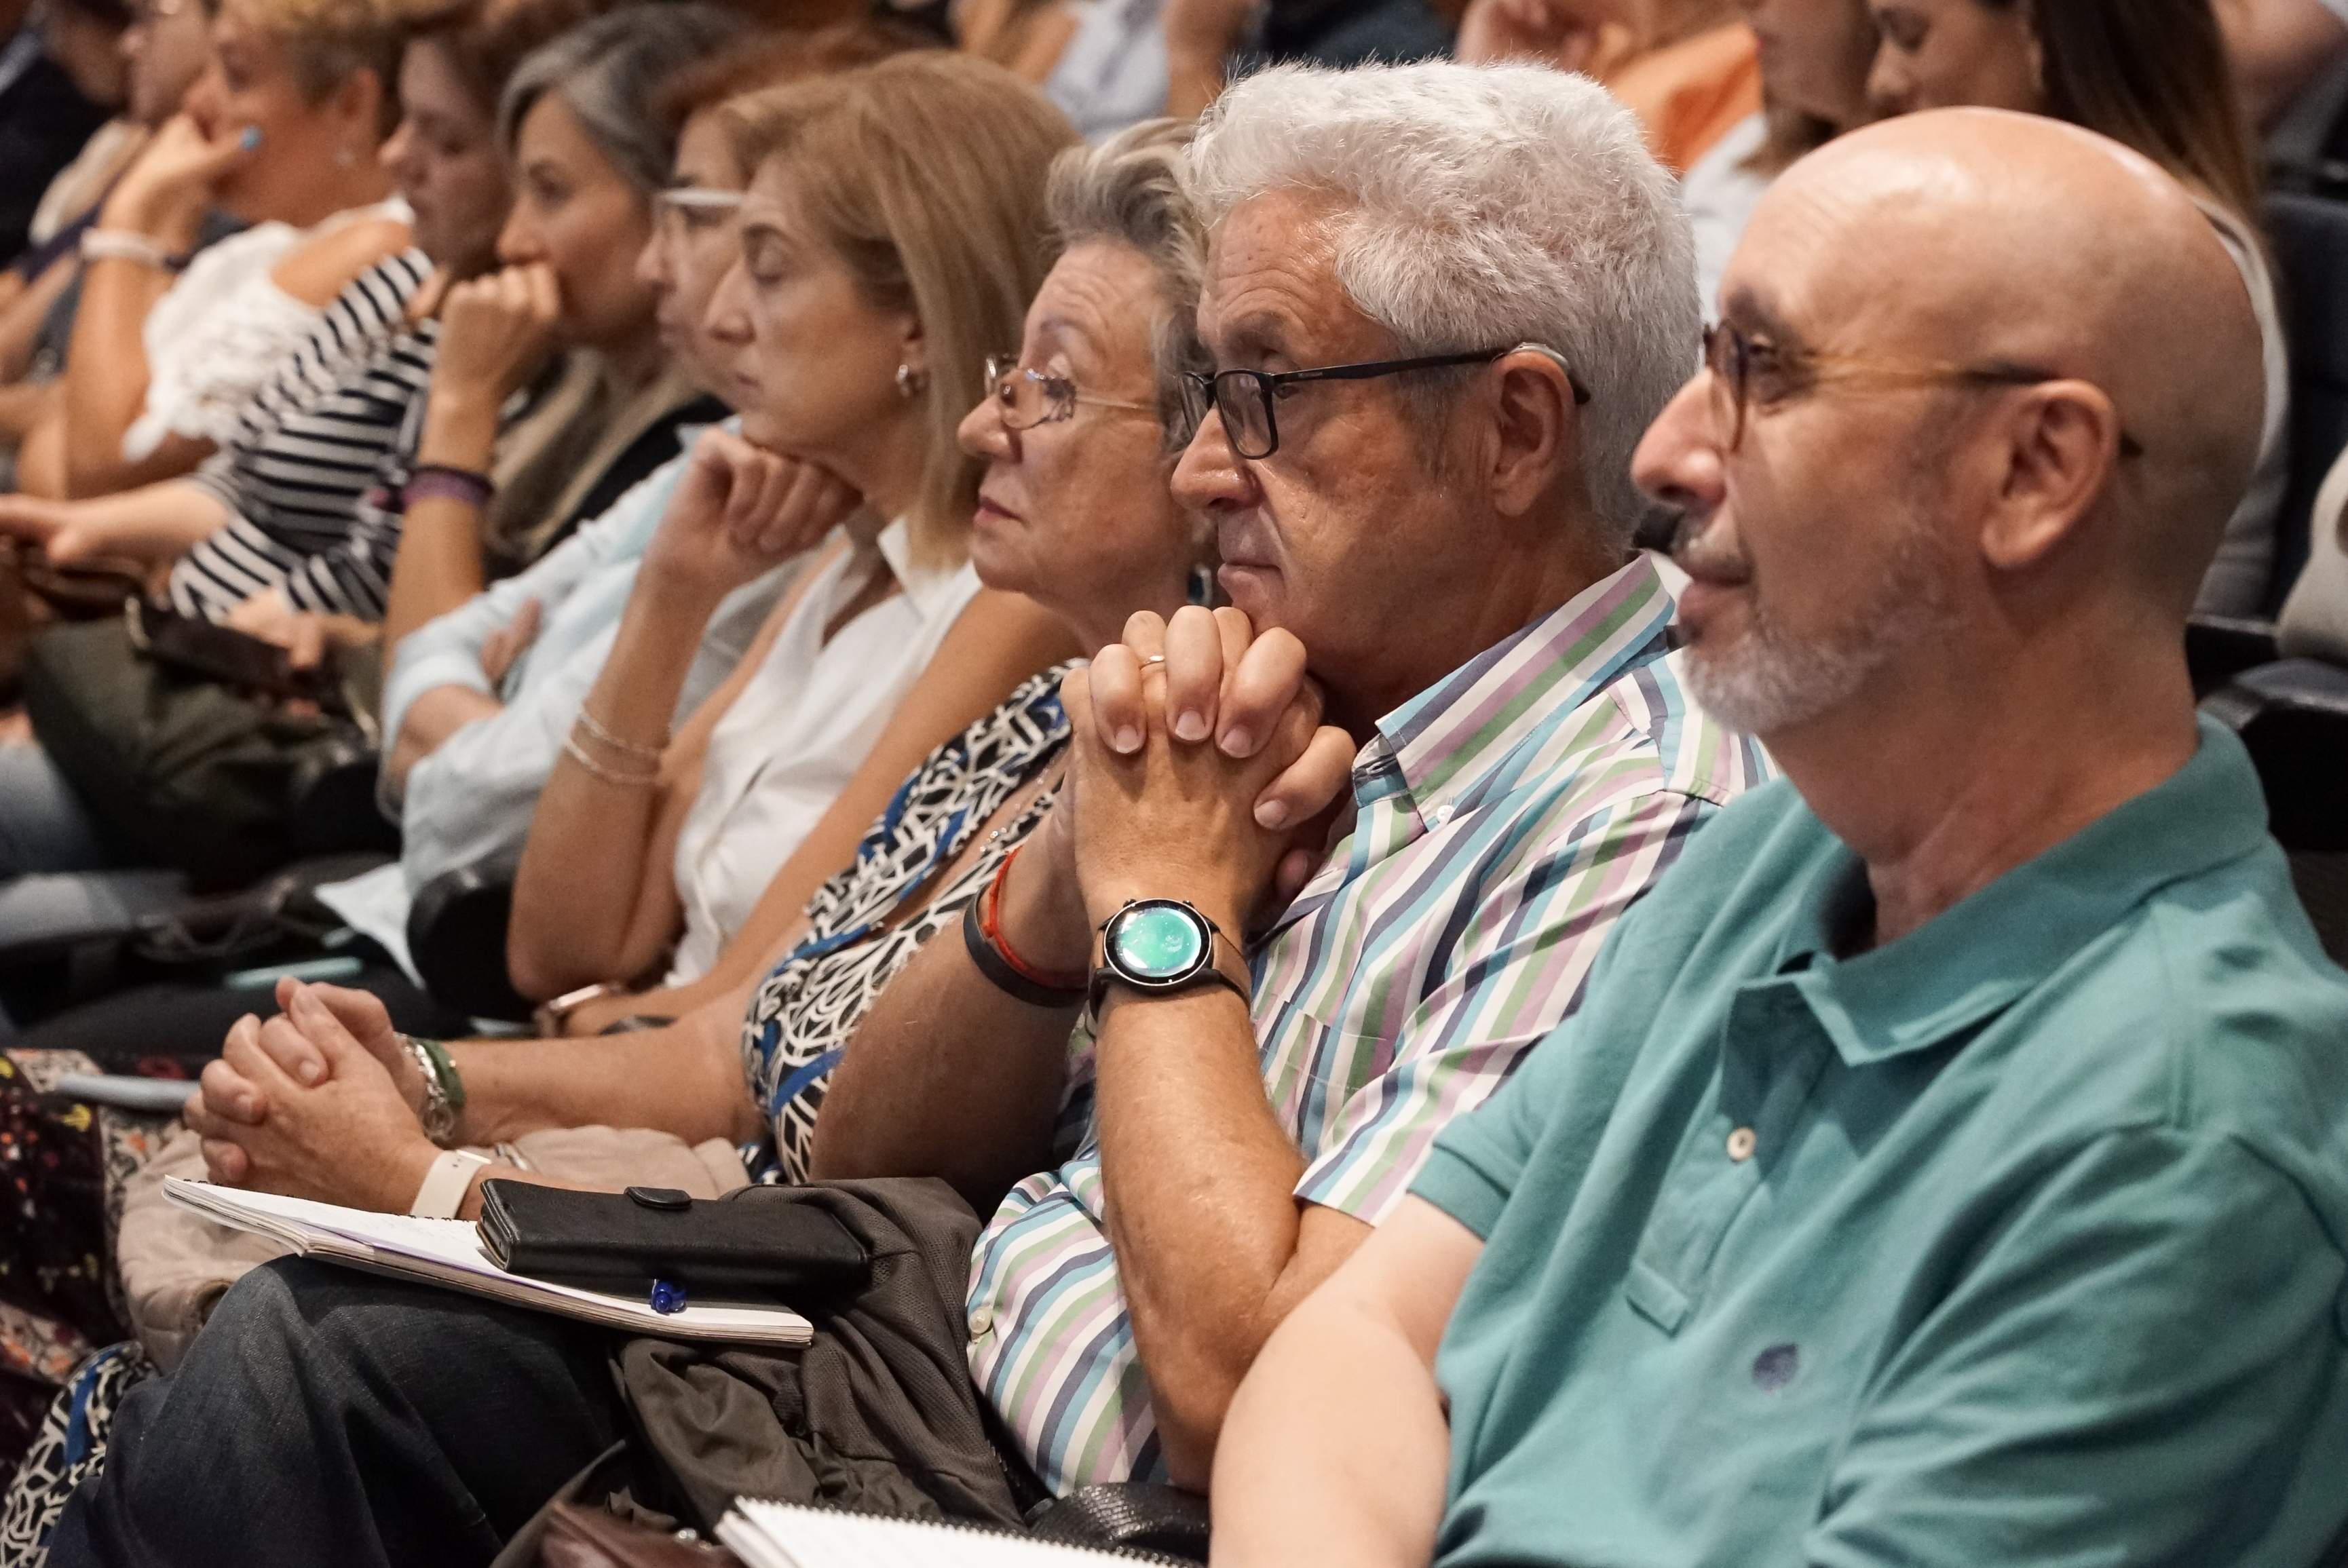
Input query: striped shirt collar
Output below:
<box><xmin>1365</xmin><ymin>553</ymin><xmax>1676</xmax><ymax>830</ymax></box>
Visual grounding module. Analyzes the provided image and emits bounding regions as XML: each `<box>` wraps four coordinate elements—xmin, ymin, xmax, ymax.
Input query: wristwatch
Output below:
<box><xmin>1088</xmin><ymin>899</ymin><xmax>1251</xmax><ymax>1016</ymax></box>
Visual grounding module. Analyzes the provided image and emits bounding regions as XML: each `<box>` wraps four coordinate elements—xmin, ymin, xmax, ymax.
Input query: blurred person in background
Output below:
<box><xmin>0</xmin><ymin>0</ymin><xmax>211</xmax><ymax>467</ymax></box>
<box><xmin>299</xmin><ymin>23</ymin><xmax>926</xmax><ymax>1017</ymax></box>
<box><xmin>1162</xmin><ymin>0</ymin><xmax>1462</xmax><ymax>119</ymax></box>
<box><xmin>0</xmin><ymin>3</ymin><xmax>730</xmax><ymax>1018</ymax></box>
<box><xmin>1456</xmin><ymin>0</ymin><xmax>1760</xmax><ymax>170</ymax></box>
<box><xmin>1866</xmin><ymin>0</ymin><xmax>2284</xmax><ymax>617</ymax></box>
<box><xmin>1682</xmin><ymin>0</ymin><xmax>1878</xmax><ymax>309</ymax></box>
<box><xmin>13</xmin><ymin>0</ymin><xmax>412</xmax><ymax>499</ymax></box>
<box><xmin>19</xmin><ymin>0</ymin><xmax>138</xmax><ymax>260</ymax></box>
<box><xmin>2219</xmin><ymin>0</ymin><xmax>2348</xmax><ymax>130</ymax></box>
<box><xmin>0</xmin><ymin>0</ymin><xmax>115</xmax><ymax>265</ymax></box>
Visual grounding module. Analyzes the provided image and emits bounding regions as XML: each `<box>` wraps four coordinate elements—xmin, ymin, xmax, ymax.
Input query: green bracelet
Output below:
<box><xmin>411</xmin><ymin>1034</ymin><xmax>466</xmax><ymax>1111</ymax></box>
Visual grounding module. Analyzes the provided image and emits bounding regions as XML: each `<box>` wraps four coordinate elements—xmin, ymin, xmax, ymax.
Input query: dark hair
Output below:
<box><xmin>398</xmin><ymin>0</ymin><xmax>618</xmax><ymax>117</ymax></box>
<box><xmin>651</xmin><ymin>17</ymin><xmax>934</xmax><ymax>138</ymax></box>
<box><xmin>1986</xmin><ymin>0</ymin><xmax>2260</xmax><ymax>221</ymax></box>
<box><xmin>50</xmin><ymin>0</ymin><xmax>136</xmax><ymax>32</ymax></box>
<box><xmin>498</xmin><ymin>3</ymin><xmax>749</xmax><ymax>193</ymax></box>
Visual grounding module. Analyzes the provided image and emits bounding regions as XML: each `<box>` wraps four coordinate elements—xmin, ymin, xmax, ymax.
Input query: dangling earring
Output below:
<box><xmin>895</xmin><ymin>363</ymin><xmax>926</xmax><ymax>400</ymax></box>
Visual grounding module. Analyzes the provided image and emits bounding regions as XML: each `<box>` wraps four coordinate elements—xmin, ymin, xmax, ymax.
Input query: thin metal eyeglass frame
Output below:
<box><xmin>1180</xmin><ymin>345</ymin><xmax>1592</xmax><ymax>461</ymax></box>
<box><xmin>1701</xmin><ymin>321</ymin><xmax>2145</xmax><ymax>459</ymax></box>
<box><xmin>983</xmin><ymin>355</ymin><xmax>1156</xmax><ymax>432</ymax></box>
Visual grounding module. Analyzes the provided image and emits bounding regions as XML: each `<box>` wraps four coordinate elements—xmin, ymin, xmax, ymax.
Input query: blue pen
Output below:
<box><xmin>649</xmin><ymin>1278</ymin><xmax>688</xmax><ymax>1315</ymax></box>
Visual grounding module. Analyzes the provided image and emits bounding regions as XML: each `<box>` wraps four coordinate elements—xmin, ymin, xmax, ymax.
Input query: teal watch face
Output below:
<box><xmin>1109</xmin><ymin>902</ymin><xmax>1207</xmax><ymax>982</ymax></box>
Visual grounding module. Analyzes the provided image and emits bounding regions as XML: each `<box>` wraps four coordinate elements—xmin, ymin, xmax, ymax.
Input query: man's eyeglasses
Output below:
<box><xmin>1179</xmin><ymin>344</ymin><xmax>1591</xmax><ymax>461</ymax></box>
<box><xmin>983</xmin><ymin>355</ymin><xmax>1156</xmax><ymax>432</ymax></box>
<box><xmin>1701</xmin><ymin>320</ymin><xmax>2146</xmax><ymax>458</ymax></box>
<box><xmin>655</xmin><ymin>187</ymin><xmax>744</xmax><ymax>242</ymax></box>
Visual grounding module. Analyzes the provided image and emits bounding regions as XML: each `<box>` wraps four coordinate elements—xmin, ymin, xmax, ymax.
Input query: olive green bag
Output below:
<box><xmin>22</xmin><ymin>616</ymin><xmax>385</xmax><ymax>890</ymax></box>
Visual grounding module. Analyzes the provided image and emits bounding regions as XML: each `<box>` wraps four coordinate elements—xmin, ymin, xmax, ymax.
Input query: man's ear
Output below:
<box><xmin>1980</xmin><ymin>381</ymin><xmax>2121</xmax><ymax>571</ymax></box>
<box><xmin>1486</xmin><ymin>346</ymin><xmax>1578</xmax><ymax>518</ymax></box>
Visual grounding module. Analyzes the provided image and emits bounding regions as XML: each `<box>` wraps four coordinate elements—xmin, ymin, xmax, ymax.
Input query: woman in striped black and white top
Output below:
<box><xmin>0</xmin><ymin>0</ymin><xmax>573</xmax><ymax>619</ymax></box>
<box><xmin>164</xmin><ymin>247</ymin><xmax>435</xmax><ymax>619</ymax></box>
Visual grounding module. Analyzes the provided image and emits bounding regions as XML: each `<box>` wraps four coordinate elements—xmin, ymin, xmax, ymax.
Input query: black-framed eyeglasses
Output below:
<box><xmin>1701</xmin><ymin>320</ymin><xmax>2146</xmax><ymax>459</ymax></box>
<box><xmin>983</xmin><ymin>354</ymin><xmax>1156</xmax><ymax>432</ymax></box>
<box><xmin>1179</xmin><ymin>343</ymin><xmax>1591</xmax><ymax>461</ymax></box>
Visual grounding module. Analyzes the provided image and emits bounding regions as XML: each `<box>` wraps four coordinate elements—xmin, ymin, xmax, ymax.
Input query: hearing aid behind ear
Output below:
<box><xmin>1502</xmin><ymin>343</ymin><xmax>1593</xmax><ymax>405</ymax></box>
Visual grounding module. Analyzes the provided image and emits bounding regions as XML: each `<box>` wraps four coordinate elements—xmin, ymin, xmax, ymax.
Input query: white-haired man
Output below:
<box><xmin>808</xmin><ymin>56</ymin><xmax>1763</xmax><ymax>1496</ymax></box>
<box><xmin>41</xmin><ymin>63</ymin><xmax>1767</xmax><ymax>1561</ymax></box>
<box><xmin>1209</xmin><ymin>108</ymin><xmax>2348</xmax><ymax>1568</ymax></box>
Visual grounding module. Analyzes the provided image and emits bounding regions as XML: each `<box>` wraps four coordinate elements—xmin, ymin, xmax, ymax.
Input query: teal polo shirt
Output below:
<box><xmin>1414</xmin><ymin>717</ymin><xmax>2348</xmax><ymax>1568</ymax></box>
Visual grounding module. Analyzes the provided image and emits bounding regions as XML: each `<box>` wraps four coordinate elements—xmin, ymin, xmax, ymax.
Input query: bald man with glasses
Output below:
<box><xmin>1211</xmin><ymin>107</ymin><xmax>2348</xmax><ymax>1568</ymax></box>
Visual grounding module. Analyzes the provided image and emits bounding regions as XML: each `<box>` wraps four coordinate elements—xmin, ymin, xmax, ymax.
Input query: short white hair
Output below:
<box><xmin>1187</xmin><ymin>61</ymin><xmax>1700</xmax><ymax>548</ymax></box>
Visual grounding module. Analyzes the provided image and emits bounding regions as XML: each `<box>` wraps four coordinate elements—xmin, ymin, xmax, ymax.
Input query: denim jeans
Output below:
<box><xmin>46</xmin><ymin>1259</ymin><xmax>628</xmax><ymax>1568</ymax></box>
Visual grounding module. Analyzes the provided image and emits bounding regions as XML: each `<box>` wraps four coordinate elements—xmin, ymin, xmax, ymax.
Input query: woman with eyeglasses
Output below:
<box><xmin>1862</xmin><ymin>0</ymin><xmax>2287</xmax><ymax>615</ymax></box>
<box><xmin>493</xmin><ymin>50</ymin><xmax>1081</xmax><ymax>1033</ymax></box>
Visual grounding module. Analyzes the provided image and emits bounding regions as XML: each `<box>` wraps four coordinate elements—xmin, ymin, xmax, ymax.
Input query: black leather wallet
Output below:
<box><xmin>476</xmin><ymin>1181</ymin><xmax>871</xmax><ymax>1301</ymax></box>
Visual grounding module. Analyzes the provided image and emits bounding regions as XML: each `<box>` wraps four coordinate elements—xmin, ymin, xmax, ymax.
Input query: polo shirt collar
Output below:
<box><xmin>1763</xmin><ymin>716</ymin><xmax>2271</xmax><ymax>1067</ymax></box>
<box><xmin>1363</xmin><ymin>554</ymin><xmax>1675</xmax><ymax>827</ymax></box>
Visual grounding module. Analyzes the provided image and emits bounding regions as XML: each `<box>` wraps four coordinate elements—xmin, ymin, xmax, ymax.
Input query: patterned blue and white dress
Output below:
<box><xmin>742</xmin><ymin>664</ymin><xmax>1071</xmax><ymax>1184</ymax></box>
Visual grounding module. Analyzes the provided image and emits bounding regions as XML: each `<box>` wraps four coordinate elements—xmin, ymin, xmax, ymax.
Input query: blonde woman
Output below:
<box><xmin>18</xmin><ymin>0</ymin><xmax>411</xmax><ymax>498</ymax></box>
<box><xmin>505</xmin><ymin>52</ymin><xmax>1080</xmax><ymax>1030</ymax></box>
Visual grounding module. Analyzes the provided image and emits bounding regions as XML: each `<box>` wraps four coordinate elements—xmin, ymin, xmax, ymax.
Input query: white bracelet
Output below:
<box><xmin>79</xmin><ymin>228</ymin><xmax>173</xmax><ymax>269</ymax></box>
<box><xmin>408</xmin><ymin>1149</ymin><xmax>491</xmax><ymax>1219</ymax></box>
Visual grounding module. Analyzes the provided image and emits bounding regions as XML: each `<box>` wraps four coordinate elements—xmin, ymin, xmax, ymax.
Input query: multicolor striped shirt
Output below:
<box><xmin>965</xmin><ymin>556</ymin><xmax>1775</xmax><ymax>1493</ymax></box>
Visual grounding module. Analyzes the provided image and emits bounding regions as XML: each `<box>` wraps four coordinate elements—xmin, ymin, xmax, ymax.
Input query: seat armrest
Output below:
<box><xmin>2200</xmin><ymin>658</ymin><xmax>2348</xmax><ymax>852</ymax></box>
<box><xmin>405</xmin><ymin>864</ymin><xmax>533</xmax><ymax>1022</ymax></box>
<box><xmin>287</xmin><ymin>737</ymin><xmax>400</xmax><ymax>857</ymax></box>
<box><xmin>1027</xmin><ymin>1483</ymin><xmax>1210</xmax><ymax>1564</ymax></box>
<box><xmin>2186</xmin><ymin>615</ymin><xmax>2281</xmax><ymax>697</ymax></box>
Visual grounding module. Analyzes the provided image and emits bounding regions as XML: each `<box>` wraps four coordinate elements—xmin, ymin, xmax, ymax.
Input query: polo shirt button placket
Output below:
<box><xmin>1726</xmin><ymin>1126</ymin><xmax>1757</xmax><ymax>1162</ymax></box>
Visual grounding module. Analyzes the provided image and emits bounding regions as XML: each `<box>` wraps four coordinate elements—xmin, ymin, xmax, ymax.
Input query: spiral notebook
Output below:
<box><xmin>162</xmin><ymin>1178</ymin><xmax>813</xmax><ymax>1346</ymax></box>
<box><xmin>715</xmin><ymin>1501</ymin><xmax>1191</xmax><ymax>1567</ymax></box>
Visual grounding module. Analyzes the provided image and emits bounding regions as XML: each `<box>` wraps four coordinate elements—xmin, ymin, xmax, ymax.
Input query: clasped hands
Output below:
<box><xmin>1004</xmin><ymin>605</ymin><xmax>1358</xmax><ymax>976</ymax></box>
<box><xmin>185</xmin><ymin>976</ymin><xmax>443</xmax><ymax>1213</ymax></box>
